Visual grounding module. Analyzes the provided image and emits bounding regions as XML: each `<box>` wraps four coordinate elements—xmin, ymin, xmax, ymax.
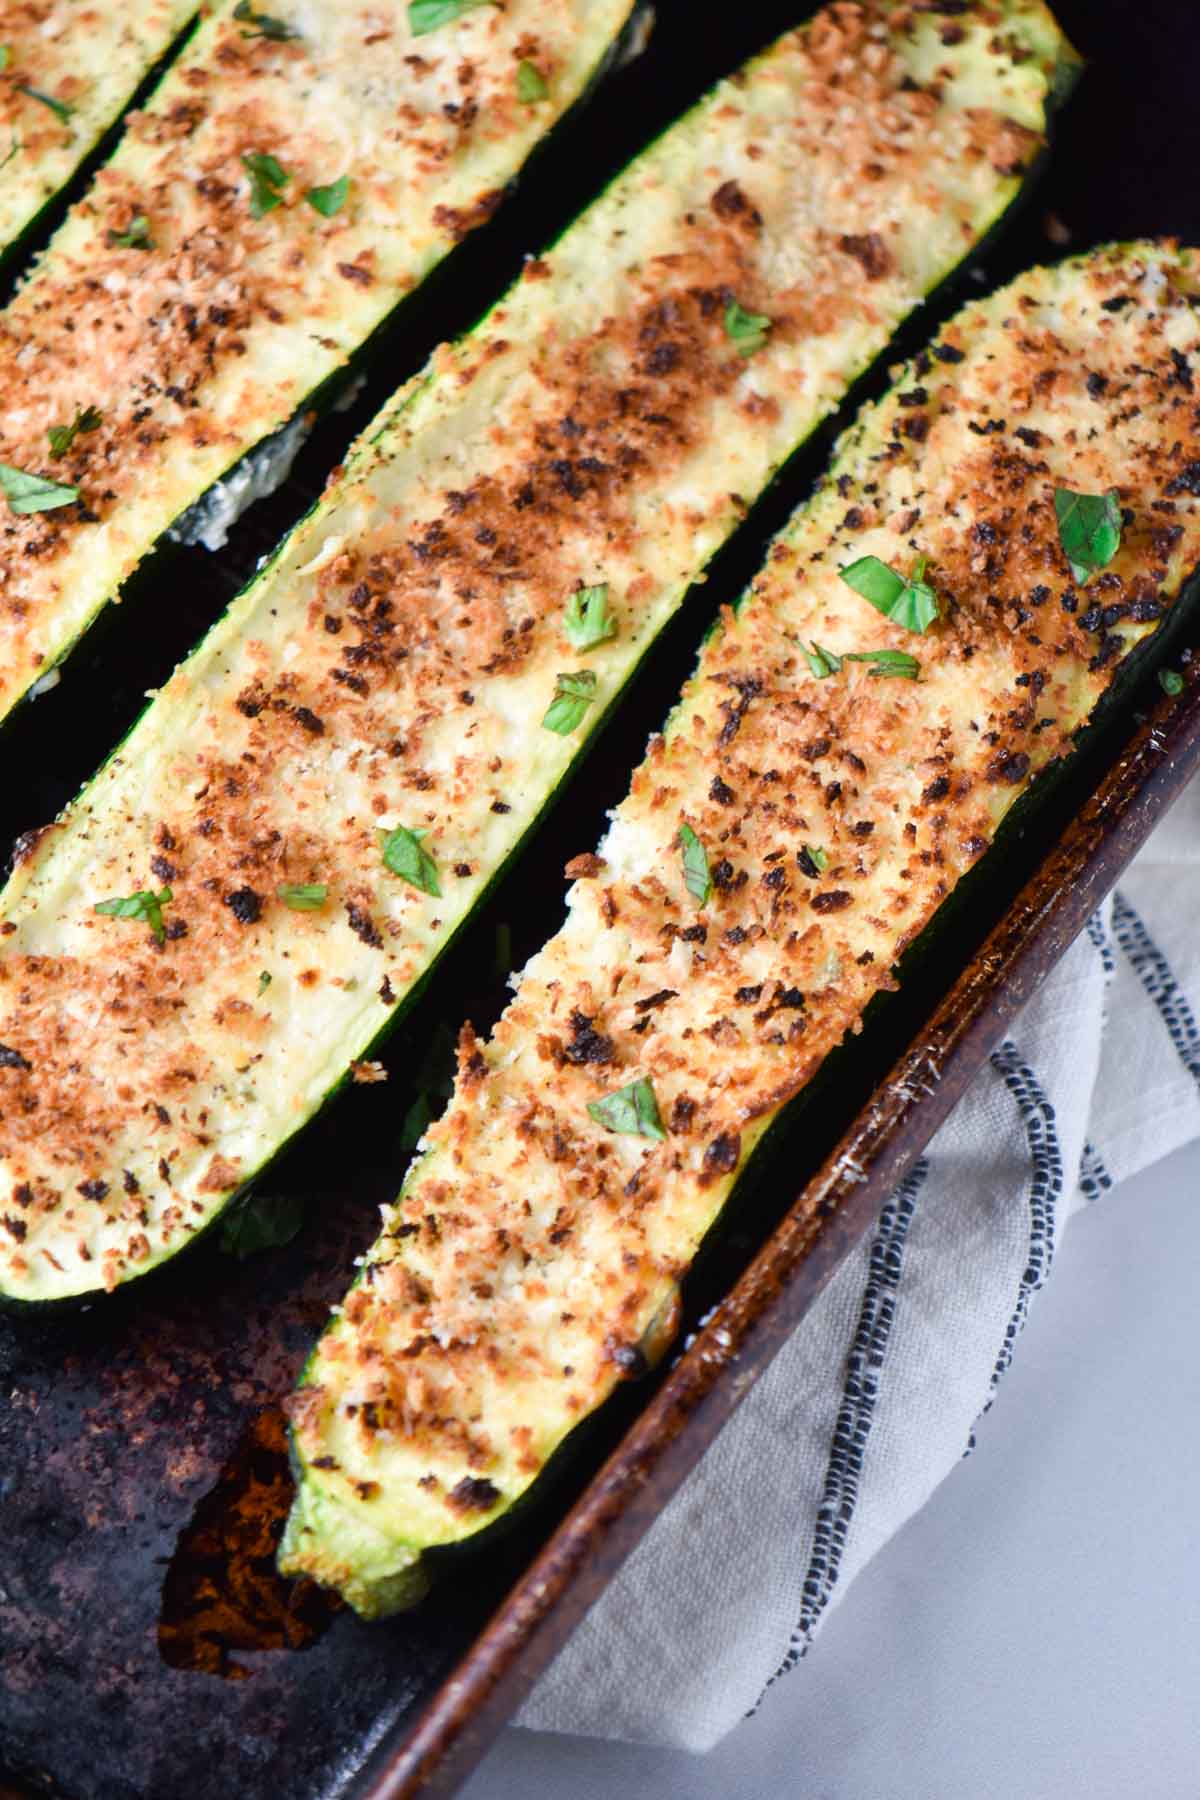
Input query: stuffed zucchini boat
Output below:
<box><xmin>0</xmin><ymin>0</ymin><xmax>637</xmax><ymax>723</ymax></box>
<box><xmin>0</xmin><ymin>0</ymin><xmax>1072</xmax><ymax>1308</ymax></box>
<box><xmin>0</xmin><ymin>1</ymin><xmax>196</xmax><ymax>264</ymax></box>
<box><xmin>280</xmin><ymin>240</ymin><xmax>1200</xmax><ymax>1616</ymax></box>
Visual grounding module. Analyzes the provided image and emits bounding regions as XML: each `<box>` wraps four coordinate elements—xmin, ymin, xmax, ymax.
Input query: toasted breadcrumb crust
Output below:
<box><xmin>0</xmin><ymin>0</ymin><xmax>1067</xmax><ymax>1308</ymax></box>
<box><xmin>285</xmin><ymin>241</ymin><xmax>1200</xmax><ymax>1585</ymax></box>
<box><xmin>0</xmin><ymin>0</ymin><xmax>634</xmax><ymax>720</ymax></box>
<box><xmin>0</xmin><ymin>1</ymin><xmax>195</xmax><ymax>254</ymax></box>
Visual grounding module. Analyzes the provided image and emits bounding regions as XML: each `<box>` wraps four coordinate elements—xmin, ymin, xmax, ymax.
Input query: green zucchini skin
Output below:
<box><xmin>279</xmin><ymin>237</ymin><xmax>1200</xmax><ymax>1617</ymax></box>
<box><xmin>0</xmin><ymin>0</ymin><xmax>637</xmax><ymax>728</ymax></box>
<box><xmin>0</xmin><ymin>0</ymin><xmax>1071</xmax><ymax>1312</ymax></box>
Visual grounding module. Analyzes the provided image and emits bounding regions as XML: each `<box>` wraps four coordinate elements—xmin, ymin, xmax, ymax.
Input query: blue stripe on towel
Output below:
<box><xmin>1112</xmin><ymin>890</ymin><xmax>1200</xmax><ymax>1088</ymax></box>
<box><xmin>750</xmin><ymin>1157</ymin><xmax>928</xmax><ymax>1705</ymax></box>
<box><xmin>963</xmin><ymin>1040</ymin><xmax>1063</xmax><ymax>1456</ymax></box>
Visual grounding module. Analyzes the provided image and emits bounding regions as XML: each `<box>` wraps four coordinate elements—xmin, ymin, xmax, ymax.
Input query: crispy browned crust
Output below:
<box><xmin>291</xmin><ymin>243</ymin><xmax>1200</xmax><ymax>1553</ymax></box>
<box><xmin>0</xmin><ymin>0</ymin><xmax>1064</xmax><ymax>1303</ymax></box>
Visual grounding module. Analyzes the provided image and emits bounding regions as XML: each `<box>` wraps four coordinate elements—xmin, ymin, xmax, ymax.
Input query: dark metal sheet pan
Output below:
<box><xmin>2</xmin><ymin>1</ymin><xmax>1199</xmax><ymax>1795</ymax></box>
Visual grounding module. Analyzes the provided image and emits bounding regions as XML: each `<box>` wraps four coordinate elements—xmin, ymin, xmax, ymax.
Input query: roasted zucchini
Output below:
<box><xmin>281</xmin><ymin>240</ymin><xmax>1200</xmax><ymax>1616</ymax></box>
<box><xmin>0</xmin><ymin>2</ymin><xmax>196</xmax><ymax>263</ymax></box>
<box><xmin>0</xmin><ymin>0</ymin><xmax>1071</xmax><ymax>1309</ymax></box>
<box><xmin>0</xmin><ymin>0</ymin><xmax>636</xmax><ymax>722</ymax></box>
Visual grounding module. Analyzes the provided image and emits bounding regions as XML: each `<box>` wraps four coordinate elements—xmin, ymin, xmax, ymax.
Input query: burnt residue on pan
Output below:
<box><xmin>157</xmin><ymin>1407</ymin><xmax>340</xmax><ymax>1680</ymax></box>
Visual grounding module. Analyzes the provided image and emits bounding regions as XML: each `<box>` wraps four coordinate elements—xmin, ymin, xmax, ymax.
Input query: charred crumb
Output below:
<box><xmin>224</xmin><ymin>887</ymin><xmax>263</xmax><ymax>925</ymax></box>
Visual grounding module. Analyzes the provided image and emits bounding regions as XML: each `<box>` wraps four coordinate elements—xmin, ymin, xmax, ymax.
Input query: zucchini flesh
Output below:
<box><xmin>0</xmin><ymin>2</ymin><xmax>196</xmax><ymax>259</ymax></box>
<box><xmin>280</xmin><ymin>240</ymin><xmax>1200</xmax><ymax>1616</ymax></box>
<box><xmin>0</xmin><ymin>0</ymin><xmax>635</xmax><ymax>722</ymax></box>
<box><xmin>0</xmin><ymin>0</ymin><xmax>1071</xmax><ymax>1310</ymax></box>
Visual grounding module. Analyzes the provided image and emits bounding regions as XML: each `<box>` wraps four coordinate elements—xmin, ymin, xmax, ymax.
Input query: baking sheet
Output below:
<box><xmin>2</xmin><ymin>1</ymin><xmax>1199</xmax><ymax>1795</ymax></box>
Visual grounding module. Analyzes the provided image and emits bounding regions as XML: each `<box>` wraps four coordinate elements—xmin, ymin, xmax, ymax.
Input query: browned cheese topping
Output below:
<box><xmin>0</xmin><ymin>0</ymin><xmax>635</xmax><ymax>717</ymax></box>
<box><xmin>0</xmin><ymin>1</ymin><xmax>1068</xmax><ymax>1305</ymax></box>
<box><xmin>288</xmin><ymin>244</ymin><xmax>1200</xmax><ymax>1555</ymax></box>
<box><xmin>0</xmin><ymin>2</ymin><xmax>196</xmax><ymax>252</ymax></box>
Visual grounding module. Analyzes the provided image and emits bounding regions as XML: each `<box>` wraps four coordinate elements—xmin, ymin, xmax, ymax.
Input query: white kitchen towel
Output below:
<box><xmin>518</xmin><ymin>775</ymin><xmax>1200</xmax><ymax>1752</ymax></box>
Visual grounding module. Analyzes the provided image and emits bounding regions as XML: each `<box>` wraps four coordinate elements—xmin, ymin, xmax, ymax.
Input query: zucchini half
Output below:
<box><xmin>0</xmin><ymin>2</ymin><xmax>197</xmax><ymax>264</ymax></box>
<box><xmin>0</xmin><ymin>0</ymin><xmax>1072</xmax><ymax>1309</ymax></box>
<box><xmin>0</xmin><ymin>0</ymin><xmax>637</xmax><ymax>723</ymax></box>
<box><xmin>281</xmin><ymin>240</ymin><xmax>1200</xmax><ymax>1616</ymax></box>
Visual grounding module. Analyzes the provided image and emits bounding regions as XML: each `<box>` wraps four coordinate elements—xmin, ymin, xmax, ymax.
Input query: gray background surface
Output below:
<box><xmin>464</xmin><ymin>1140</ymin><xmax>1200</xmax><ymax>1800</ymax></box>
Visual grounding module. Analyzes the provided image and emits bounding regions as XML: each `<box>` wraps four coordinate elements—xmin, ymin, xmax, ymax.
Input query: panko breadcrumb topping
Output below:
<box><xmin>0</xmin><ymin>1</ymin><xmax>1067</xmax><ymax>1308</ymax></box>
<box><xmin>284</xmin><ymin>241</ymin><xmax>1200</xmax><ymax>1580</ymax></box>
<box><xmin>0</xmin><ymin>0</ymin><xmax>634</xmax><ymax>720</ymax></box>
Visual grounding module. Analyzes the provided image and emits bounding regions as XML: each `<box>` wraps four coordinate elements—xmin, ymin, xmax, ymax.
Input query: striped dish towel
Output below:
<box><xmin>517</xmin><ymin>777</ymin><xmax>1200</xmax><ymax>1751</ymax></box>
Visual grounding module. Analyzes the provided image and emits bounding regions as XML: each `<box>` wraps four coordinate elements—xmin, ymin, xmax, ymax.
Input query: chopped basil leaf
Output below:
<box><xmin>724</xmin><ymin>298</ymin><xmax>771</xmax><ymax>357</ymax></box>
<box><xmin>803</xmin><ymin>640</ymin><xmax>842</xmax><ymax>679</ymax></box>
<box><xmin>1054</xmin><ymin>487</ymin><xmax>1121</xmax><ymax>585</ymax></box>
<box><xmin>258</xmin><ymin>969</ymin><xmax>273</xmax><ymax>993</ymax></box>
<box><xmin>380</xmin><ymin>823</ymin><xmax>441</xmax><ymax>897</ymax></box>
<box><xmin>0</xmin><ymin>463</ymin><xmax>78</xmax><ymax>513</ymax></box>
<box><xmin>47</xmin><ymin>406</ymin><xmax>101</xmax><ymax>459</ymax></box>
<box><xmin>107</xmin><ymin>215</ymin><xmax>154</xmax><ymax>250</ymax></box>
<box><xmin>802</xmin><ymin>844</ymin><xmax>828</xmax><ymax>873</ymax></box>
<box><xmin>587</xmin><ymin>1075</ymin><xmax>667</xmax><ymax>1141</ymax></box>
<box><xmin>277</xmin><ymin>881</ymin><xmax>327</xmax><ymax>910</ymax></box>
<box><xmin>678</xmin><ymin>822</ymin><xmax>711</xmax><ymax>907</ymax></box>
<box><xmin>840</xmin><ymin>553</ymin><xmax>939</xmax><ymax>634</ymax></box>
<box><xmin>305</xmin><ymin>173</ymin><xmax>349</xmax><ymax>217</ymax></box>
<box><xmin>409</xmin><ymin>0</ymin><xmax>492</xmax><ymax>35</ymax></box>
<box><xmin>0</xmin><ymin>47</ymin><xmax>10</xmax><ymax>71</ymax></box>
<box><xmin>399</xmin><ymin>1090</ymin><xmax>433</xmax><ymax>1154</ymax></box>
<box><xmin>242</xmin><ymin>150</ymin><xmax>289</xmax><ymax>218</ymax></box>
<box><xmin>842</xmin><ymin>647</ymin><xmax>921</xmax><ymax>680</ymax></box>
<box><xmin>18</xmin><ymin>85</ymin><xmax>72</xmax><ymax>125</ymax></box>
<box><xmin>220</xmin><ymin>1192</ymin><xmax>305</xmax><ymax>1259</ymax></box>
<box><xmin>563</xmin><ymin>582</ymin><xmax>616</xmax><ymax>651</ymax></box>
<box><xmin>1159</xmin><ymin>668</ymin><xmax>1185</xmax><ymax>697</ymax></box>
<box><xmin>234</xmin><ymin>1</ymin><xmax>301</xmax><ymax>39</ymax></box>
<box><xmin>542</xmin><ymin>668</ymin><xmax>597</xmax><ymax>735</ymax></box>
<box><xmin>94</xmin><ymin>886</ymin><xmax>172</xmax><ymax>945</ymax></box>
<box><xmin>516</xmin><ymin>59</ymin><xmax>547</xmax><ymax>102</ymax></box>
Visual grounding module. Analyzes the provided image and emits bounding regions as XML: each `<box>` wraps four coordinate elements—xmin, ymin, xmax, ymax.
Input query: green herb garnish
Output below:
<box><xmin>409</xmin><ymin>0</ymin><xmax>492</xmax><ymax>35</ymax></box>
<box><xmin>277</xmin><ymin>882</ymin><xmax>327</xmax><ymax>910</ymax></box>
<box><xmin>542</xmin><ymin>668</ymin><xmax>597</xmax><ymax>735</ymax></box>
<box><xmin>802</xmin><ymin>844</ymin><xmax>828</xmax><ymax>873</ymax></box>
<box><xmin>305</xmin><ymin>174</ymin><xmax>349</xmax><ymax>217</ymax></box>
<box><xmin>842</xmin><ymin>648</ymin><xmax>921</xmax><ymax>680</ymax></box>
<box><xmin>840</xmin><ymin>553</ymin><xmax>939</xmax><ymax>634</ymax></box>
<box><xmin>94</xmin><ymin>886</ymin><xmax>172</xmax><ymax>945</ymax></box>
<box><xmin>1054</xmin><ymin>487</ymin><xmax>1122</xmax><ymax>586</ymax></box>
<box><xmin>18</xmin><ymin>85</ymin><xmax>72</xmax><ymax>125</ymax></box>
<box><xmin>516</xmin><ymin>59</ymin><xmax>547</xmax><ymax>102</ymax></box>
<box><xmin>724</xmin><ymin>298</ymin><xmax>771</xmax><ymax>357</ymax></box>
<box><xmin>0</xmin><ymin>463</ymin><xmax>79</xmax><ymax>513</ymax></box>
<box><xmin>234</xmin><ymin>1</ymin><xmax>300</xmax><ymax>39</ymax></box>
<box><xmin>1159</xmin><ymin>668</ymin><xmax>1185</xmax><ymax>697</ymax></box>
<box><xmin>0</xmin><ymin>47</ymin><xmax>10</xmax><ymax>72</ymax></box>
<box><xmin>380</xmin><ymin>824</ymin><xmax>441</xmax><ymax>897</ymax></box>
<box><xmin>563</xmin><ymin>582</ymin><xmax>616</xmax><ymax>651</ymax></box>
<box><xmin>107</xmin><ymin>215</ymin><xmax>154</xmax><ymax>250</ymax></box>
<box><xmin>242</xmin><ymin>150</ymin><xmax>289</xmax><ymax>218</ymax></box>
<box><xmin>220</xmin><ymin>1192</ymin><xmax>305</xmax><ymax>1259</ymax></box>
<box><xmin>47</xmin><ymin>406</ymin><xmax>101</xmax><ymax>459</ymax></box>
<box><xmin>803</xmin><ymin>641</ymin><xmax>842</xmax><ymax>679</ymax></box>
<box><xmin>587</xmin><ymin>1075</ymin><xmax>667</xmax><ymax>1141</ymax></box>
<box><xmin>678</xmin><ymin>822</ymin><xmax>711</xmax><ymax>907</ymax></box>
<box><xmin>258</xmin><ymin>970</ymin><xmax>273</xmax><ymax>994</ymax></box>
